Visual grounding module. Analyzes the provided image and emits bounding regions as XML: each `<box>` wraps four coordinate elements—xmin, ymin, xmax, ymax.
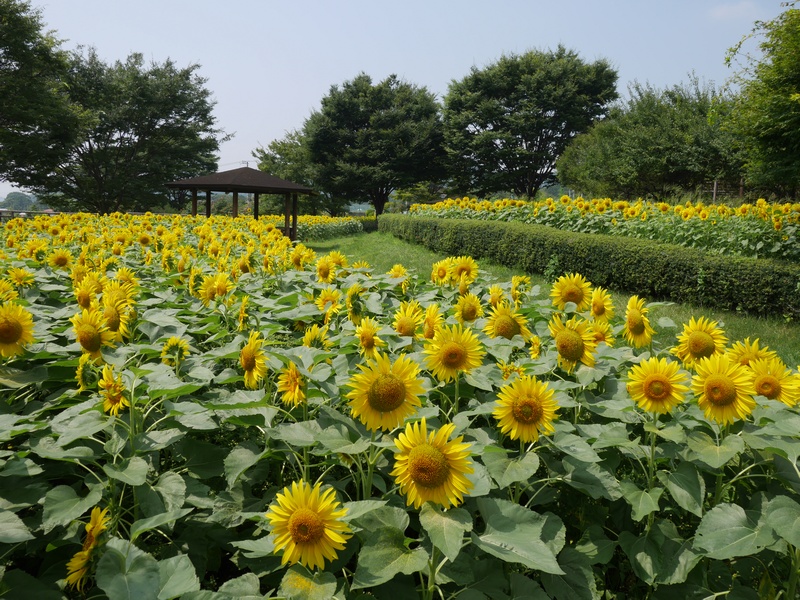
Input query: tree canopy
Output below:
<box><xmin>304</xmin><ymin>73</ymin><xmax>446</xmax><ymax>217</ymax></box>
<box><xmin>443</xmin><ymin>46</ymin><xmax>618</xmax><ymax>198</ymax></box>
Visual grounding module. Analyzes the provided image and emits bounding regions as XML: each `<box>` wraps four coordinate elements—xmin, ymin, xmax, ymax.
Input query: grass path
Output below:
<box><xmin>309</xmin><ymin>231</ymin><xmax>800</xmax><ymax>366</ymax></box>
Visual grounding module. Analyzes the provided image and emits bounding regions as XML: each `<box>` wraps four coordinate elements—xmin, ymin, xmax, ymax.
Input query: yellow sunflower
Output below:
<box><xmin>47</xmin><ymin>248</ymin><xmax>73</xmax><ymax>270</ymax></box>
<box><xmin>671</xmin><ymin>316</ymin><xmax>728</xmax><ymax>368</ymax></box>
<box><xmin>486</xmin><ymin>284</ymin><xmax>506</xmax><ymax>308</ymax></box>
<box><xmin>591</xmin><ymin>320</ymin><xmax>615</xmax><ymax>347</ymax></box>
<box><xmin>315</xmin><ymin>287</ymin><xmax>342</xmax><ymax>324</ymax></box>
<box><xmin>422</xmin><ymin>303</ymin><xmax>444</xmax><ymax>340</ymax></box>
<box><xmin>0</xmin><ymin>301</ymin><xmax>35</xmax><ymax>358</ymax></box>
<box><xmin>511</xmin><ymin>275</ymin><xmax>531</xmax><ymax>307</ymax></box>
<box><xmin>277</xmin><ymin>362</ymin><xmax>306</xmax><ymax>407</ymax></box>
<box><xmin>240</xmin><ymin>331</ymin><xmax>267</xmax><ymax>389</ymax></box>
<box><xmin>393</xmin><ymin>300</ymin><xmax>424</xmax><ymax>338</ymax></box>
<box><xmin>590</xmin><ymin>287</ymin><xmax>615</xmax><ymax>322</ymax></box>
<box><xmin>345</xmin><ymin>283</ymin><xmax>365</xmax><ymax>325</ymax></box>
<box><xmin>622</xmin><ymin>295</ymin><xmax>656</xmax><ymax>349</ymax></box>
<box><xmin>237</xmin><ymin>295</ymin><xmax>249</xmax><ymax>331</ymax></box>
<box><xmin>726</xmin><ymin>337</ymin><xmax>778</xmax><ymax>367</ymax></box>
<box><xmin>75</xmin><ymin>353</ymin><xmax>95</xmax><ymax>392</ymax></box>
<box><xmin>424</xmin><ymin>324</ymin><xmax>486</xmax><ymax>383</ymax></box>
<box><xmin>497</xmin><ymin>360</ymin><xmax>525</xmax><ymax>380</ymax></box>
<box><xmin>0</xmin><ymin>279</ymin><xmax>18</xmax><ymax>302</ymax></box>
<box><xmin>315</xmin><ymin>256</ymin><xmax>336</xmax><ymax>283</ymax></box>
<box><xmin>431</xmin><ymin>258</ymin><xmax>453</xmax><ymax>286</ymax></box>
<box><xmin>355</xmin><ymin>316</ymin><xmax>385</xmax><ymax>359</ymax></box>
<box><xmin>391</xmin><ymin>418</ymin><xmax>474</xmax><ymax>509</ymax></box>
<box><xmin>71</xmin><ymin>307</ymin><xmax>115</xmax><ymax>359</ymax></box>
<box><xmin>692</xmin><ymin>354</ymin><xmax>757</xmax><ymax>425</ymax></box>
<box><xmin>66</xmin><ymin>506</ymin><xmax>110</xmax><ymax>591</ymax></box>
<box><xmin>749</xmin><ymin>357</ymin><xmax>800</xmax><ymax>407</ymax></box>
<box><xmin>548</xmin><ymin>315</ymin><xmax>597</xmax><ymax>374</ymax></box>
<box><xmin>347</xmin><ymin>352</ymin><xmax>425</xmax><ymax>431</ymax></box>
<box><xmin>451</xmin><ymin>256</ymin><xmax>479</xmax><ymax>286</ymax></box>
<box><xmin>99</xmin><ymin>364</ymin><xmax>129</xmax><ymax>416</ymax></box>
<box><xmin>387</xmin><ymin>263</ymin><xmax>409</xmax><ymax>293</ymax></box>
<box><xmin>454</xmin><ymin>293</ymin><xmax>484</xmax><ymax>324</ymax></box>
<box><xmin>7</xmin><ymin>267</ymin><xmax>34</xmax><ymax>288</ymax></box>
<box><xmin>161</xmin><ymin>336</ymin><xmax>190</xmax><ymax>367</ymax></box>
<box><xmin>102</xmin><ymin>297</ymin><xmax>132</xmax><ymax>343</ymax></box>
<box><xmin>493</xmin><ymin>374</ymin><xmax>559</xmax><ymax>442</ymax></box>
<box><xmin>73</xmin><ymin>277</ymin><xmax>97</xmax><ymax>309</ymax></box>
<box><xmin>529</xmin><ymin>335</ymin><xmax>542</xmax><ymax>360</ymax></box>
<box><xmin>302</xmin><ymin>324</ymin><xmax>333</xmax><ymax>350</ymax></box>
<box><xmin>626</xmin><ymin>357</ymin><xmax>689</xmax><ymax>414</ymax></box>
<box><xmin>483</xmin><ymin>302</ymin><xmax>532</xmax><ymax>341</ymax></box>
<box><xmin>266</xmin><ymin>480</ymin><xmax>352</xmax><ymax>570</ymax></box>
<box><xmin>550</xmin><ymin>272</ymin><xmax>592</xmax><ymax>312</ymax></box>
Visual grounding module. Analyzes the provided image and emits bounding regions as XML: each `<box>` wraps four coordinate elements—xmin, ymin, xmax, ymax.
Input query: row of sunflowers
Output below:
<box><xmin>1</xmin><ymin>211</ymin><xmax>799</xmax><ymax>598</ymax></box>
<box><xmin>408</xmin><ymin>195</ymin><xmax>800</xmax><ymax>263</ymax></box>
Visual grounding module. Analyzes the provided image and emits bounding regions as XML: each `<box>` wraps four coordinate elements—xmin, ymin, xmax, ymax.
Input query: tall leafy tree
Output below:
<box><xmin>557</xmin><ymin>79</ymin><xmax>744</xmax><ymax>199</ymax></box>
<box><xmin>728</xmin><ymin>6</ymin><xmax>800</xmax><ymax>195</ymax></box>
<box><xmin>304</xmin><ymin>73</ymin><xmax>446</xmax><ymax>217</ymax></box>
<box><xmin>443</xmin><ymin>46</ymin><xmax>618</xmax><ymax>198</ymax></box>
<box><xmin>31</xmin><ymin>49</ymin><xmax>225</xmax><ymax>213</ymax></box>
<box><xmin>0</xmin><ymin>0</ymin><xmax>81</xmax><ymax>188</ymax></box>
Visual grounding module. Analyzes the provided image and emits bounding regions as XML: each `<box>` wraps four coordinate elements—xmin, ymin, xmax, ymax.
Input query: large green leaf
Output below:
<box><xmin>419</xmin><ymin>503</ymin><xmax>472</xmax><ymax>562</ymax></box>
<box><xmin>41</xmin><ymin>484</ymin><xmax>103</xmax><ymax>534</ymax></box>
<box><xmin>154</xmin><ymin>471</ymin><xmax>186</xmax><ymax>512</ymax></box>
<box><xmin>95</xmin><ymin>537</ymin><xmax>161</xmax><ymax>600</ymax></box>
<box><xmin>694</xmin><ymin>503</ymin><xmax>777</xmax><ymax>560</ymax></box>
<box><xmin>52</xmin><ymin>409</ymin><xmax>111</xmax><ymax>447</ymax></box>
<box><xmin>278</xmin><ymin>566</ymin><xmax>337</xmax><ymax>600</ymax></box>
<box><xmin>352</xmin><ymin>527</ymin><xmax>429</xmax><ymax>589</ymax></box>
<box><xmin>687</xmin><ymin>431</ymin><xmax>745</xmax><ymax>469</ymax></box>
<box><xmin>561</xmin><ymin>456</ymin><xmax>621</xmax><ymax>500</ymax></box>
<box><xmin>658</xmin><ymin>461</ymin><xmax>705</xmax><ymax>517</ymax></box>
<box><xmin>482</xmin><ymin>446</ymin><xmax>540</xmax><ymax>488</ymax></box>
<box><xmin>165</xmin><ymin>401</ymin><xmax>217</xmax><ymax>430</ymax></box>
<box><xmin>131</xmin><ymin>508</ymin><xmax>193</xmax><ymax>542</ymax></box>
<box><xmin>619</xmin><ymin>481</ymin><xmax>663</xmax><ymax>522</ymax></box>
<box><xmin>223</xmin><ymin>443</ymin><xmax>264</xmax><ymax>488</ymax></box>
<box><xmin>619</xmin><ymin>520</ymin><xmax>702</xmax><ymax>585</ymax></box>
<box><xmin>763</xmin><ymin>494</ymin><xmax>800</xmax><ymax>548</ymax></box>
<box><xmin>574</xmin><ymin>524</ymin><xmax>616</xmax><ymax>565</ymax></box>
<box><xmin>0</xmin><ymin>510</ymin><xmax>34</xmax><ymax>543</ymax></box>
<box><xmin>103</xmin><ymin>456</ymin><xmax>149</xmax><ymax>486</ymax></box>
<box><xmin>157</xmin><ymin>554</ymin><xmax>200</xmax><ymax>600</ymax></box>
<box><xmin>540</xmin><ymin>547</ymin><xmax>597</xmax><ymax>600</ymax></box>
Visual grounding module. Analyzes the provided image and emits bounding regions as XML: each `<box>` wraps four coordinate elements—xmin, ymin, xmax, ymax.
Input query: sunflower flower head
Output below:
<box><xmin>161</xmin><ymin>336</ymin><xmax>190</xmax><ymax>367</ymax></box>
<box><xmin>277</xmin><ymin>362</ymin><xmax>306</xmax><ymax>407</ymax></box>
<box><xmin>749</xmin><ymin>356</ymin><xmax>800</xmax><ymax>406</ymax></box>
<box><xmin>493</xmin><ymin>374</ymin><xmax>559</xmax><ymax>442</ymax></box>
<box><xmin>355</xmin><ymin>316</ymin><xmax>385</xmax><ymax>359</ymax></box>
<box><xmin>483</xmin><ymin>302</ymin><xmax>532</xmax><ymax>341</ymax></box>
<box><xmin>623</xmin><ymin>295</ymin><xmax>656</xmax><ymax>349</ymax></box>
<box><xmin>548</xmin><ymin>314</ymin><xmax>597</xmax><ymax>373</ymax></box>
<box><xmin>627</xmin><ymin>357</ymin><xmax>689</xmax><ymax>414</ymax></box>
<box><xmin>0</xmin><ymin>301</ymin><xmax>35</xmax><ymax>358</ymax></box>
<box><xmin>692</xmin><ymin>354</ymin><xmax>757</xmax><ymax>425</ymax></box>
<box><xmin>590</xmin><ymin>287</ymin><xmax>615</xmax><ymax>322</ymax></box>
<box><xmin>66</xmin><ymin>506</ymin><xmax>110</xmax><ymax>591</ymax></box>
<box><xmin>71</xmin><ymin>306</ymin><xmax>115</xmax><ymax>359</ymax></box>
<box><xmin>424</xmin><ymin>323</ymin><xmax>486</xmax><ymax>383</ymax></box>
<box><xmin>671</xmin><ymin>316</ymin><xmax>728</xmax><ymax>368</ymax></box>
<box><xmin>422</xmin><ymin>303</ymin><xmax>444</xmax><ymax>340</ymax></box>
<box><xmin>240</xmin><ymin>331</ymin><xmax>267</xmax><ymax>389</ymax></box>
<box><xmin>393</xmin><ymin>300</ymin><xmax>424</xmax><ymax>339</ymax></box>
<box><xmin>551</xmin><ymin>273</ymin><xmax>592</xmax><ymax>312</ymax></box>
<box><xmin>454</xmin><ymin>293</ymin><xmax>484</xmax><ymax>324</ymax></box>
<box><xmin>726</xmin><ymin>337</ymin><xmax>779</xmax><ymax>367</ymax></box>
<box><xmin>99</xmin><ymin>364</ymin><xmax>129</xmax><ymax>416</ymax></box>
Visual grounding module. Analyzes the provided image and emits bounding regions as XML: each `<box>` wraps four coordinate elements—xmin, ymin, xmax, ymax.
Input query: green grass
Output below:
<box><xmin>308</xmin><ymin>231</ymin><xmax>800</xmax><ymax>366</ymax></box>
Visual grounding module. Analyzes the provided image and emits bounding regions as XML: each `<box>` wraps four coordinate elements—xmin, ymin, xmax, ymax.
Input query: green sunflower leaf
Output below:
<box><xmin>694</xmin><ymin>503</ymin><xmax>777</xmax><ymax>560</ymax></box>
<box><xmin>157</xmin><ymin>554</ymin><xmax>200</xmax><ymax>600</ymax></box>
<box><xmin>419</xmin><ymin>503</ymin><xmax>472</xmax><ymax>562</ymax></box>
<box><xmin>352</xmin><ymin>527</ymin><xmax>429</xmax><ymax>589</ymax></box>
<box><xmin>278</xmin><ymin>565</ymin><xmax>337</xmax><ymax>600</ymax></box>
<box><xmin>687</xmin><ymin>431</ymin><xmax>745</xmax><ymax>469</ymax></box>
<box><xmin>95</xmin><ymin>537</ymin><xmax>161</xmax><ymax>600</ymax></box>
<box><xmin>763</xmin><ymin>495</ymin><xmax>800</xmax><ymax>548</ymax></box>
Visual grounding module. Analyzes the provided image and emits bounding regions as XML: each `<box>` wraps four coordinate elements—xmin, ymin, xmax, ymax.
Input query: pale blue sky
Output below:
<box><xmin>1</xmin><ymin>0</ymin><xmax>786</xmax><ymax>199</ymax></box>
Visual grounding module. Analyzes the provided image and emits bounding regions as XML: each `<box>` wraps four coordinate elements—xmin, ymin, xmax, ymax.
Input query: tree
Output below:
<box><xmin>1</xmin><ymin>191</ymin><xmax>33</xmax><ymax>211</ymax></box>
<box><xmin>443</xmin><ymin>46</ymin><xmax>618</xmax><ymax>198</ymax></box>
<box><xmin>557</xmin><ymin>79</ymin><xmax>744</xmax><ymax>199</ymax></box>
<box><xmin>304</xmin><ymin>73</ymin><xmax>446</xmax><ymax>217</ymax></box>
<box><xmin>0</xmin><ymin>0</ymin><xmax>81</xmax><ymax>188</ymax></box>
<box><xmin>728</xmin><ymin>6</ymin><xmax>800</xmax><ymax>196</ymax></box>
<box><xmin>26</xmin><ymin>49</ymin><xmax>226</xmax><ymax>213</ymax></box>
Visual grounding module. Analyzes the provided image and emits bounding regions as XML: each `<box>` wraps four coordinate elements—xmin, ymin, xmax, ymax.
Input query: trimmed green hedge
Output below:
<box><xmin>378</xmin><ymin>214</ymin><xmax>800</xmax><ymax>318</ymax></box>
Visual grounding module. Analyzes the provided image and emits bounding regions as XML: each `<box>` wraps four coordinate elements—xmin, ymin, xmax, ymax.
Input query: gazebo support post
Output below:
<box><xmin>283</xmin><ymin>193</ymin><xmax>291</xmax><ymax>238</ymax></box>
<box><xmin>253</xmin><ymin>193</ymin><xmax>259</xmax><ymax>220</ymax></box>
<box><xmin>232</xmin><ymin>191</ymin><xmax>239</xmax><ymax>218</ymax></box>
<box><xmin>205</xmin><ymin>191</ymin><xmax>211</xmax><ymax>218</ymax></box>
<box><xmin>292</xmin><ymin>193</ymin><xmax>299</xmax><ymax>241</ymax></box>
<box><xmin>191</xmin><ymin>189</ymin><xmax>198</xmax><ymax>216</ymax></box>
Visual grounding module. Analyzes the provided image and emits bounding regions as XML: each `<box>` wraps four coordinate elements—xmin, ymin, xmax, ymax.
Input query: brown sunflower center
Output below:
<box><xmin>493</xmin><ymin>315</ymin><xmax>520</xmax><ymax>340</ymax></box>
<box><xmin>408</xmin><ymin>443</ymin><xmax>450</xmax><ymax>488</ymax></box>
<box><xmin>318</xmin><ymin>264</ymin><xmax>331</xmax><ymax>280</ymax></box>
<box><xmin>627</xmin><ymin>310</ymin><xmax>645</xmax><ymax>335</ymax></box>
<box><xmin>367</xmin><ymin>374</ymin><xmax>407</xmax><ymax>412</ymax></box>
<box><xmin>461</xmin><ymin>304</ymin><xmax>478</xmax><ymax>322</ymax></box>
<box><xmin>77</xmin><ymin>325</ymin><xmax>102</xmax><ymax>352</ymax></box>
<box><xmin>240</xmin><ymin>346</ymin><xmax>257</xmax><ymax>371</ymax></box>
<box><xmin>703</xmin><ymin>374</ymin><xmax>737</xmax><ymax>406</ymax></box>
<box><xmin>512</xmin><ymin>396</ymin><xmax>543</xmax><ymax>424</ymax></box>
<box><xmin>288</xmin><ymin>507</ymin><xmax>325</xmax><ymax>544</ymax></box>
<box><xmin>441</xmin><ymin>341</ymin><xmax>467</xmax><ymax>370</ymax></box>
<box><xmin>52</xmin><ymin>253</ymin><xmax>69</xmax><ymax>267</ymax></box>
<box><xmin>0</xmin><ymin>317</ymin><xmax>23</xmax><ymax>344</ymax></box>
<box><xmin>436</xmin><ymin>267</ymin><xmax>448</xmax><ymax>280</ymax></box>
<box><xmin>395</xmin><ymin>316</ymin><xmax>416</xmax><ymax>337</ymax></box>
<box><xmin>360</xmin><ymin>331</ymin><xmax>375</xmax><ymax>349</ymax></box>
<box><xmin>592</xmin><ymin>298</ymin><xmax>606</xmax><ymax>316</ymax></box>
<box><xmin>103</xmin><ymin>305</ymin><xmax>121</xmax><ymax>332</ymax></box>
<box><xmin>561</xmin><ymin>284</ymin><xmax>584</xmax><ymax>304</ymax></box>
<box><xmin>687</xmin><ymin>331</ymin><xmax>716</xmax><ymax>359</ymax></box>
<box><xmin>754</xmin><ymin>374</ymin><xmax>780</xmax><ymax>400</ymax></box>
<box><xmin>643</xmin><ymin>374</ymin><xmax>672</xmax><ymax>402</ymax></box>
<box><xmin>555</xmin><ymin>329</ymin><xmax>585</xmax><ymax>362</ymax></box>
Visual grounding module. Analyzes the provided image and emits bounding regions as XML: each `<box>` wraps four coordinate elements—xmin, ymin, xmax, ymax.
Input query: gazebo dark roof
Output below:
<box><xmin>166</xmin><ymin>166</ymin><xmax>313</xmax><ymax>195</ymax></box>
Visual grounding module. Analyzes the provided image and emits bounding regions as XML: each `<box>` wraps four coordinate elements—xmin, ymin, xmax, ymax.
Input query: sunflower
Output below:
<box><xmin>347</xmin><ymin>352</ymin><xmax>425</xmax><ymax>431</ymax></box>
<box><xmin>66</xmin><ymin>506</ymin><xmax>110</xmax><ymax>591</ymax></box>
<box><xmin>431</xmin><ymin>258</ymin><xmax>453</xmax><ymax>286</ymax></box>
<box><xmin>315</xmin><ymin>287</ymin><xmax>342</xmax><ymax>324</ymax></box>
<box><xmin>75</xmin><ymin>353</ymin><xmax>95</xmax><ymax>392</ymax></box>
<box><xmin>451</xmin><ymin>256</ymin><xmax>479</xmax><ymax>286</ymax></box>
<box><xmin>486</xmin><ymin>284</ymin><xmax>506</xmax><ymax>308</ymax></box>
<box><xmin>623</xmin><ymin>295</ymin><xmax>656</xmax><ymax>349</ymax></box>
<box><xmin>390</xmin><ymin>418</ymin><xmax>474</xmax><ymax>509</ymax></box>
<box><xmin>529</xmin><ymin>335</ymin><xmax>542</xmax><ymax>360</ymax></box>
<box><xmin>47</xmin><ymin>248</ymin><xmax>73</xmax><ymax>270</ymax></box>
<box><xmin>355</xmin><ymin>317</ymin><xmax>385</xmax><ymax>359</ymax></box>
<box><xmin>692</xmin><ymin>354</ymin><xmax>757</xmax><ymax>425</ymax></box>
<box><xmin>749</xmin><ymin>357</ymin><xmax>800</xmax><ymax>406</ymax></box>
<box><xmin>590</xmin><ymin>287</ymin><xmax>615</xmax><ymax>322</ymax></box>
<box><xmin>266</xmin><ymin>480</ymin><xmax>352</xmax><ymax>570</ymax></box>
<box><xmin>327</xmin><ymin>250</ymin><xmax>349</xmax><ymax>269</ymax></box>
<box><xmin>591</xmin><ymin>319</ymin><xmax>615</xmax><ymax>347</ymax></box>
<box><xmin>345</xmin><ymin>283</ymin><xmax>365</xmax><ymax>325</ymax></box>
<box><xmin>626</xmin><ymin>357</ymin><xmax>689</xmax><ymax>414</ymax></box>
<box><xmin>483</xmin><ymin>302</ymin><xmax>532</xmax><ymax>341</ymax></box>
<box><xmin>240</xmin><ymin>331</ymin><xmax>268</xmax><ymax>389</ymax></box>
<box><xmin>548</xmin><ymin>315</ymin><xmax>597</xmax><ymax>373</ymax></box>
<box><xmin>302</xmin><ymin>324</ymin><xmax>333</xmax><ymax>350</ymax></box>
<box><xmin>102</xmin><ymin>297</ymin><xmax>132</xmax><ymax>343</ymax></box>
<box><xmin>422</xmin><ymin>303</ymin><xmax>444</xmax><ymax>340</ymax></box>
<box><xmin>237</xmin><ymin>295</ymin><xmax>250</xmax><ymax>331</ymax></box>
<box><xmin>393</xmin><ymin>300</ymin><xmax>424</xmax><ymax>338</ymax></box>
<box><xmin>277</xmin><ymin>362</ymin><xmax>306</xmax><ymax>407</ymax></box>
<box><xmin>7</xmin><ymin>267</ymin><xmax>34</xmax><ymax>288</ymax></box>
<box><xmin>497</xmin><ymin>359</ymin><xmax>526</xmax><ymax>380</ymax></box>
<box><xmin>315</xmin><ymin>256</ymin><xmax>336</xmax><ymax>283</ymax></box>
<box><xmin>387</xmin><ymin>263</ymin><xmax>409</xmax><ymax>293</ymax></box>
<box><xmin>71</xmin><ymin>307</ymin><xmax>115</xmax><ymax>359</ymax></box>
<box><xmin>550</xmin><ymin>273</ymin><xmax>592</xmax><ymax>312</ymax></box>
<box><xmin>493</xmin><ymin>375</ymin><xmax>559</xmax><ymax>442</ymax></box>
<box><xmin>161</xmin><ymin>336</ymin><xmax>190</xmax><ymax>367</ymax></box>
<box><xmin>99</xmin><ymin>364</ymin><xmax>129</xmax><ymax>416</ymax></box>
<box><xmin>671</xmin><ymin>316</ymin><xmax>728</xmax><ymax>368</ymax></box>
<box><xmin>0</xmin><ymin>279</ymin><xmax>18</xmax><ymax>302</ymax></box>
<box><xmin>511</xmin><ymin>275</ymin><xmax>531</xmax><ymax>306</ymax></box>
<box><xmin>424</xmin><ymin>323</ymin><xmax>485</xmax><ymax>383</ymax></box>
<box><xmin>0</xmin><ymin>301</ymin><xmax>35</xmax><ymax>358</ymax></box>
<box><xmin>454</xmin><ymin>293</ymin><xmax>484</xmax><ymax>324</ymax></box>
<box><xmin>727</xmin><ymin>337</ymin><xmax>778</xmax><ymax>367</ymax></box>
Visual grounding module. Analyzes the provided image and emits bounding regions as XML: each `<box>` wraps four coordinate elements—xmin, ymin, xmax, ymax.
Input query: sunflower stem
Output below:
<box><xmin>453</xmin><ymin>375</ymin><xmax>460</xmax><ymax>416</ymax></box>
<box><xmin>646</xmin><ymin>412</ymin><xmax>659</xmax><ymax>531</ymax></box>
<box><xmin>422</xmin><ymin>544</ymin><xmax>439</xmax><ymax>600</ymax></box>
<box><xmin>787</xmin><ymin>546</ymin><xmax>800</xmax><ymax>600</ymax></box>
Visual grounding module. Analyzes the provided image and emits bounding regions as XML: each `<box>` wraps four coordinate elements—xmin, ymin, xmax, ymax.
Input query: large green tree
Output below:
<box><xmin>557</xmin><ymin>79</ymin><xmax>744</xmax><ymax>199</ymax></box>
<box><xmin>728</xmin><ymin>6</ymin><xmax>800</xmax><ymax>195</ymax></box>
<box><xmin>443</xmin><ymin>46</ymin><xmax>618</xmax><ymax>198</ymax></box>
<box><xmin>304</xmin><ymin>73</ymin><xmax>446</xmax><ymax>217</ymax></box>
<box><xmin>0</xmin><ymin>0</ymin><xmax>81</xmax><ymax>189</ymax></box>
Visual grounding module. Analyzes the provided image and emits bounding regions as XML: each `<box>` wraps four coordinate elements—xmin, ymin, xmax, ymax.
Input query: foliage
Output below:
<box><xmin>304</xmin><ymin>73</ymin><xmax>446</xmax><ymax>217</ymax></box>
<box><xmin>443</xmin><ymin>46</ymin><xmax>618</xmax><ymax>199</ymax></box>
<box><xmin>0</xmin><ymin>0</ymin><xmax>81</xmax><ymax>188</ymax></box>
<box><xmin>380</xmin><ymin>213</ymin><xmax>800</xmax><ymax>318</ymax></box>
<box><xmin>0</xmin><ymin>192</ymin><xmax>34</xmax><ymax>212</ymax></box>
<box><xmin>557</xmin><ymin>78</ymin><xmax>744</xmax><ymax>200</ymax></box>
<box><xmin>1</xmin><ymin>211</ymin><xmax>800</xmax><ymax>598</ymax></box>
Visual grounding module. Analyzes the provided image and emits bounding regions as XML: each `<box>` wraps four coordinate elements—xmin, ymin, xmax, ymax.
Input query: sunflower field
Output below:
<box><xmin>408</xmin><ymin>196</ymin><xmax>800</xmax><ymax>263</ymax></box>
<box><xmin>1</xmin><ymin>212</ymin><xmax>800</xmax><ymax>599</ymax></box>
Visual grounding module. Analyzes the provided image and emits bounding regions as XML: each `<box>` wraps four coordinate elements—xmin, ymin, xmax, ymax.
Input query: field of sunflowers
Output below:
<box><xmin>1</xmin><ymin>211</ymin><xmax>799</xmax><ymax>599</ymax></box>
<box><xmin>409</xmin><ymin>196</ymin><xmax>800</xmax><ymax>263</ymax></box>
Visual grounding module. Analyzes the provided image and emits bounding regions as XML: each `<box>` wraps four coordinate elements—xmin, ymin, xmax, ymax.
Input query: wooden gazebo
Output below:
<box><xmin>166</xmin><ymin>167</ymin><xmax>314</xmax><ymax>240</ymax></box>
